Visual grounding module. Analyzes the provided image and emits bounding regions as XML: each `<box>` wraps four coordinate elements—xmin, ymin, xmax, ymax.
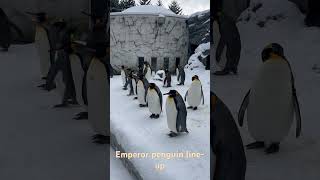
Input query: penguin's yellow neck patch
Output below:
<box><xmin>269</xmin><ymin>53</ymin><xmax>284</xmax><ymax>61</ymax></box>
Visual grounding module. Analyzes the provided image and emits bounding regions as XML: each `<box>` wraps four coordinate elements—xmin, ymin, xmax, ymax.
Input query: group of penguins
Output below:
<box><xmin>120</xmin><ymin>63</ymin><xmax>204</xmax><ymax>137</ymax></box>
<box><xmin>31</xmin><ymin>12</ymin><xmax>110</xmax><ymax>145</ymax></box>
<box><xmin>211</xmin><ymin>43</ymin><xmax>303</xmax><ymax>179</ymax></box>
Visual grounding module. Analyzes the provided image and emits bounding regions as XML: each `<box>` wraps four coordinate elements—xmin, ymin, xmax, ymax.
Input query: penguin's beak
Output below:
<box><xmin>163</xmin><ymin>93</ymin><xmax>170</xmax><ymax>95</ymax></box>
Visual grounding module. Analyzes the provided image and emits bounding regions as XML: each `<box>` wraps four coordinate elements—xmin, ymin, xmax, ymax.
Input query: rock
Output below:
<box><xmin>187</xmin><ymin>10</ymin><xmax>210</xmax><ymax>48</ymax></box>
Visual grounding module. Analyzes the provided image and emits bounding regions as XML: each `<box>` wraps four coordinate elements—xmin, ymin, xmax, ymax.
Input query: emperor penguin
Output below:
<box><xmin>163</xmin><ymin>69</ymin><xmax>172</xmax><ymax>87</ymax></box>
<box><xmin>164</xmin><ymin>90</ymin><xmax>188</xmax><ymax>137</ymax></box>
<box><xmin>32</xmin><ymin>12</ymin><xmax>51</xmax><ymax>80</ymax></box>
<box><xmin>185</xmin><ymin>75</ymin><xmax>204</xmax><ymax>110</ymax></box>
<box><xmin>137</xmin><ymin>75</ymin><xmax>149</xmax><ymax>107</ymax></box>
<box><xmin>146</xmin><ymin>83</ymin><xmax>162</xmax><ymax>119</ymax></box>
<box><xmin>131</xmin><ymin>73</ymin><xmax>138</xmax><ymax>99</ymax></box>
<box><xmin>211</xmin><ymin>91</ymin><xmax>246</xmax><ymax>180</ymax></box>
<box><xmin>144</xmin><ymin>62</ymin><xmax>152</xmax><ymax>81</ymax></box>
<box><xmin>238</xmin><ymin>43</ymin><xmax>302</xmax><ymax>154</ymax></box>
<box><xmin>177</xmin><ymin>65</ymin><xmax>185</xmax><ymax>86</ymax></box>
<box><xmin>120</xmin><ymin>65</ymin><xmax>126</xmax><ymax>87</ymax></box>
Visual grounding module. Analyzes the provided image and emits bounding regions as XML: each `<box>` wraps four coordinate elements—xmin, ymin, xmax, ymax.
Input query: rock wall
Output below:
<box><xmin>110</xmin><ymin>15</ymin><xmax>189</xmax><ymax>72</ymax></box>
<box><xmin>187</xmin><ymin>10</ymin><xmax>210</xmax><ymax>48</ymax></box>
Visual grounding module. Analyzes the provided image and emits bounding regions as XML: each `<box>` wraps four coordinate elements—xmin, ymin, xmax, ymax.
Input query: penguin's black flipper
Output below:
<box><xmin>201</xmin><ymin>85</ymin><xmax>205</xmax><ymax>105</ymax></box>
<box><xmin>293</xmin><ymin>93</ymin><xmax>302</xmax><ymax>138</ymax></box>
<box><xmin>238</xmin><ymin>90</ymin><xmax>250</xmax><ymax>127</ymax></box>
<box><xmin>155</xmin><ymin>86</ymin><xmax>163</xmax><ymax>111</ymax></box>
<box><xmin>8</xmin><ymin>21</ymin><xmax>24</xmax><ymax>39</ymax></box>
<box><xmin>184</xmin><ymin>91</ymin><xmax>188</xmax><ymax>102</ymax></box>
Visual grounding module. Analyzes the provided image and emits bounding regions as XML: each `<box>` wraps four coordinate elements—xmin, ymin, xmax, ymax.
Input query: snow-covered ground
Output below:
<box><xmin>110</xmin><ymin>67</ymin><xmax>210</xmax><ymax>179</ymax></box>
<box><xmin>213</xmin><ymin>0</ymin><xmax>320</xmax><ymax>179</ymax></box>
<box><xmin>111</xmin><ymin>148</ymin><xmax>134</xmax><ymax>180</ymax></box>
<box><xmin>0</xmin><ymin>45</ymin><xmax>107</xmax><ymax>180</ymax></box>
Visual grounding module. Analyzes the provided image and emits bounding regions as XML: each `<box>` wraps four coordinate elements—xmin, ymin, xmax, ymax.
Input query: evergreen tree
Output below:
<box><xmin>156</xmin><ymin>0</ymin><xmax>163</xmax><ymax>6</ymax></box>
<box><xmin>139</xmin><ymin>0</ymin><xmax>151</xmax><ymax>5</ymax></box>
<box><xmin>168</xmin><ymin>0</ymin><xmax>183</xmax><ymax>15</ymax></box>
<box><xmin>111</xmin><ymin>0</ymin><xmax>121</xmax><ymax>12</ymax></box>
<box><xmin>119</xmin><ymin>0</ymin><xmax>136</xmax><ymax>10</ymax></box>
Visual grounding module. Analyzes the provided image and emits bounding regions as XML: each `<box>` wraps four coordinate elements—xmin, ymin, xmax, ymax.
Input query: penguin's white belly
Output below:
<box><xmin>187</xmin><ymin>82</ymin><xmax>202</xmax><ymax>107</ymax></box>
<box><xmin>70</xmin><ymin>54</ymin><xmax>84</xmax><ymax>106</ymax></box>
<box><xmin>121</xmin><ymin>70</ymin><xmax>126</xmax><ymax>86</ymax></box>
<box><xmin>132</xmin><ymin>79</ymin><xmax>137</xmax><ymax>95</ymax></box>
<box><xmin>35</xmin><ymin>27</ymin><xmax>50</xmax><ymax>77</ymax></box>
<box><xmin>145</xmin><ymin>68</ymin><xmax>152</xmax><ymax>81</ymax></box>
<box><xmin>137</xmin><ymin>81</ymin><xmax>146</xmax><ymax>104</ymax></box>
<box><xmin>147</xmin><ymin>90</ymin><xmax>161</xmax><ymax>114</ymax></box>
<box><xmin>87</xmin><ymin>58</ymin><xmax>109</xmax><ymax>136</ymax></box>
<box><xmin>248</xmin><ymin>60</ymin><xmax>294</xmax><ymax>142</ymax></box>
<box><xmin>166</xmin><ymin>98</ymin><xmax>178</xmax><ymax>133</ymax></box>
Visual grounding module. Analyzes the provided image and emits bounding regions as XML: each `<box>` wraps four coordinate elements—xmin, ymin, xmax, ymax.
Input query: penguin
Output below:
<box><xmin>177</xmin><ymin>65</ymin><xmax>185</xmax><ymax>86</ymax></box>
<box><xmin>143</xmin><ymin>62</ymin><xmax>152</xmax><ymax>81</ymax></box>
<box><xmin>30</xmin><ymin>12</ymin><xmax>51</xmax><ymax>80</ymax></box>
<box><xmin>184</xmin><ymin>75</ymin><xmax>204</xmax><ymax>110</ymax></box>
<box><xmin>120</xmin><ymin>65</ymin><xmax>126</xmax><ymax>87</ymax></box>
<box><xmin>137</xmin><ymin>75</ymin><xmax>149</xmax><ymax>107</ymax></box>
<box><xmin>164</xmin><ymin>90</ymin><xmax>188</xmax><ymax>137</ymax></box>
<box><xmin>163</xmin><ymin>69</ymin><xmax>172</xmax><ymax>87</ymax></box>
<box><xmin>0</xmin><ymin>8</ymin><xmax>24</xmax><ymax>51</ymax></box>
<box><xmin>238</xmin><ymin>43</ymin><xmax>302</xmax><ymax>154</ymax></box>
<box><xmin>146</xmin><ymin>83</ymin><xmax>162</xmax><ymax>119</ymax></box>
<box><xmin>131</xmin><ymin>73</ymin><xmax>138</xmax><ymax>99</ymax></box>
<box><xmin>211</xmin><ymin>91</ymin><xmax>246</xmax><ymax>180</ymax></box>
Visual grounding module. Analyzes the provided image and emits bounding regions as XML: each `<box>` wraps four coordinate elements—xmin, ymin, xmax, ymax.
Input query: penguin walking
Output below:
<box><xmin>146</xmin><ymin>83</ymin><xmax>162</xmax><ymax>119</ymax></box>
<box><xmin>163</xmin><ymin>69</ymin><xmax>172</xmax><ymax>87</ymax></box>
<box><xmin>120</xmin><ymin>65</ymin><xmax>126</xmax><ymax>88</ymax></box>
<box><xmin>185</xmin><ymin>75</ymin><xmax>204</xmax><ymax>110</ymax></box>
<box><xmin>211</xmin><ymin>91</ymin><xmax>246</xmax><ymax>180</ymax></box>
<box><xmin>177</xmin><ymin>65</ymin><xmax>185</xmax><ymax>86</ymax></box>
<box><xmin>137</xmin><ymin>75</ymin><xmax>149</xmax><ymax>107</ymax></box>
<box><xmin>164</xmin><ymin>90</ymin><xmax>188</xmax><ymax>137</ymax></box>
<box><xmin>238</xmin><ymin>43</ymin><xmax>302</xmax><ymax>154</ymax></box>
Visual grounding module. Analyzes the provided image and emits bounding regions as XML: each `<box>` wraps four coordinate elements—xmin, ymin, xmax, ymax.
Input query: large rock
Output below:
<box><xmin>187</xmin><ymin>10</ymin><xmax>210</xmax><ymax>49</ymax></box>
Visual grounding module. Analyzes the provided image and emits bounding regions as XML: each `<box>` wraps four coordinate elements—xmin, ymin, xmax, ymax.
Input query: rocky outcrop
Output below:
<box><xmin>187</xmin><ymin>10</ymin><xmax>210</xmax><ymax>49</ymax></box>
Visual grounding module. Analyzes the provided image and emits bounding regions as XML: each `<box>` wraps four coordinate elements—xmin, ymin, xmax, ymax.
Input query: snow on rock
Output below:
<box><xmin>110</xmin><ymin>68</ymin><xmax>210</xmax><ymax>180</ymax></box>
<box><xmin>189</xmin><ymin>9</ymin><xmax>210</xmax><ymax>18</ymax></box>
<box><xmin>185</xmin><ymin>42</ymin><xmax>210</xmax><ymax>70</ymax></box>
<box><xmin>213</xmin><ymin>0</ymin><xmax>320</xmax><ymax>179</ymax></box>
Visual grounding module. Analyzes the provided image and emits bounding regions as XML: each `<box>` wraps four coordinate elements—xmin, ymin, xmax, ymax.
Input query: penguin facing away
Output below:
<box><xmin>177</xmin><ymin>65</ymin><xmax>185</xmax><ymax>86</ymax></box>
<box><xmin>185</xmin><ymin>75</ymin><xmax>204</xmax><ymax>110</ymax></box>
<box><xmin>164</xmin><ymin>90</ymin><xmax>188</xmax><ymax>137</ymax></box>
<box><xmin>163</xmin><ymin>69</ymin><xmax>172</xmax><ymax>87</ymax></box>
<box><xmin>238</xmin><ymin>43</ymin><xmax>302</xmax><ymax>154</ymax></box>
<box><xmin>146</xmin><ymin>83</ymin><xmax>162</xmax><ymax>119</ymax></box>
<box><xmin>120</xmin><ymin>65</ymin><xmax>126</xmax><ymax>87</ymax></box>
<box><xmin>137</xmin><ymin>75</ymin><xmax>149</xmax><ymax>107</ymax></box>
<box><xmin>211</xmin><ymin>92</ymin><xmax>246</xmax><ymax>180</ymax></box>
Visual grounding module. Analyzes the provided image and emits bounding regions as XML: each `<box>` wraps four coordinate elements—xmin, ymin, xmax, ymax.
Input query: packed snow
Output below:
<box><xmin>110</xmin><ymin>67</ymin><xmax>210</xmax><ymax>180</ymax></box>
<box><xmin>111</xmin><ymin>148</ymin><xmax>134</xmax><ymax>180</ymax></box>
<box><xmin>0</xmin><ymin>45</ymin><xmax>107</xmax><ymax>180</ymax></box>
<box><xmin>185</xmin><ymin>42</ymin><xmax>210</xmax><ymax>70</ymax></box>
<box><xmin>213</xmin><ymin>0</ymin><xmax>320</xmax><ymax>179</ymax></box>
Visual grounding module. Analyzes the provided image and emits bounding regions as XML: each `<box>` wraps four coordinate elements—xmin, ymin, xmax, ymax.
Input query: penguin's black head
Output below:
<box><xmin>139</xmin><ymin>74</ymin><xmax>144</xmax><ymax>80</ymax></box>
<box><xmin>164</xmin><ymin>90</ymin><xmax>178</xmax><ymax>97</ymax></box>
<box><xmin>149</xmin><ymin>83</ymin><xmax>156</xmax><ymax>89</ymax></box>
<box><xmin>0</xmin><ymin>8</ymin><xmax>5</xmax><ymax>18</ymax></box>
<box><xmin>121</xmin><ymin>65</ymin><xmax>124</xmax><ymax>69</ymax></box>
<box><xmin>262</xmin><ymin>43</ymin><xmax>284</xmax><ymax>62</ymax></box>
<box><xmin>192</xmin><ymin>75</ymin><xmax>199</xmax><ymax>81</ymax></box>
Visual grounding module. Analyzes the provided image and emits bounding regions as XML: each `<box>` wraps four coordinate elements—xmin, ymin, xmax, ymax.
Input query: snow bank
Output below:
<box><xmin>189</xmin><ymin>9</ymin><xmax>210</xmax><ymax>18</ymax></box>
<box><xmin>185</xmin><ymin>42</ymin><xmax>210</xmax><ymax>70</ymax></box>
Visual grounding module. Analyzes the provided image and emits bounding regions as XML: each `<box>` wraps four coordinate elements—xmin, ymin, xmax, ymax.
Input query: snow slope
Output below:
<box><xmin>110</xmin><ymin>68</ymin><xmax>210</xmax><ymax>180</ymax></box>
<box><xmin>213</xmin><ymin>0</ymin><xmax>320</xmax><ymax>179</ymax></box>
<box><xmin>111</xmin><ymin>148</ymin><xmax>134</xmax><ymax>180</ymax></box>
<box><xmin>0</xmin><ymin>45</ymin><xmax>107</xmax><ymax>179</ymax></box>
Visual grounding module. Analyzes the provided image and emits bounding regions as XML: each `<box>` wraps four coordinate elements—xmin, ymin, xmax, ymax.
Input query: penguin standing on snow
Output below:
<box><xmin>163</xmin><ymin>69</ymin><xmax>172</xmax><ymax>87</ymax></box>
<box><xmin>146</xmin><ymin>83</ymin><xmax>162</xmax><ymax>119</ymax></box>
<box><xmin>120</xmin><ymin>65</ymin><xmax>126</xmax><ymax>88</ymax></box>
<box><xmin>238</xmin><ymin>43</ymin><xmax>302</xmax><ymax>154</ymax></box>
<box><xmin>131</xmin><ymin>73</ymin><xmax>138</xmax><ymax>99</ymax></box>
<box><xmin>137</xmin><ymin>75</ymin><xmax>149</xmax><ymax>107</ymax></box>
<box><xmin>143</xmin><ymin>62</ymin><xmax>152</xmax><ymax>81</ymax></box>
<box><xmin>177</xmin><ymin>65</ymin><xmax>185</xmax><ymax>86</ymax></box>
<box><xmin>185</xmin><ymin>75</ymin><xmax>204</xmax><ymax>110</ymax></box>
<box><xmin>164</xmin><ymin>90</ymin><xmax>188</xmax><ymax>137</ymax></box>
<box><xmin>211</xmin><ymin>91</ymin><xmax>246</xmax><ymax>180</ymax></box>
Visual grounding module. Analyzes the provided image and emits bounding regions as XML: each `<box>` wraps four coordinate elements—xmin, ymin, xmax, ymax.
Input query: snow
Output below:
<box><xmin>111</xmin><ymin>5</ymin><xmax>186</xmax><ymax>18</ymax></box>
<box><xmin>110</xmin><ymin>68</ymin><xmax>210</xmax><ymax>179</ymax></box>
<box><xmin>189</xmin><ymin>9</ymin><xmax>210</xmax><ymax>18</ymax></box>
<box><xmin>111</xmin><ymin>148</ymin><xmax>134</xmax><ymax>180</ymax></box>
<box><xmin>185</xmin><ymin>42</ymin><xmax>210</xmax><ymax>70</ymax></box>
<box><xmin>0</xmin><ymin>45</ymin><xmax>107</xmax><ymax>179</ymax></box>
<box><xmin>213</xmin><ymin>0</ymin><xmax>320</xmax><ymax>179</ymax></box>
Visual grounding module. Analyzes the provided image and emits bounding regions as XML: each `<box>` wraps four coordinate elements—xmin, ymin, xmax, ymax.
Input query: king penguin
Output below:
<box><xmin>164</xmin><ymin>90</ymin><xmax>188</xmax><ymax>137</ymax></box>
<box><xmin>120</xmin><ymin>65</ymin><xmax>126</xmax><ymax>87</ymax></box>
<box><xmin>137</xmin><ymin>75</ymin><xmax>149</xmax><ymax>107</ymax></box>
<box><xmin>211</xmin><ymin>91</ymin><xmax>246</xmax><ymax>180</ymax></box>
<box><xmin>238</xmin><ymin>43</ymin><xmax>302</xmax><ymax>154</ymax></box>
<box><xmin>146</xmin><ymin>83</ymin><xmax>162</xmax><ymax>119</ymax></box>
<box><xmin>185</xmin><ymin>75</ymin><xmax>204</xmax><ymax>110</ymax></box>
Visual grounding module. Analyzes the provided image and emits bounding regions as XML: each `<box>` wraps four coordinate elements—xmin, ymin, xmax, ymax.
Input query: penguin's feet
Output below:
<box><xmin>123</xmin><ymin>88</ymin><xmax>128</xmax><ymax>90</ymax></box>
<box><xmin>213</xmin><ymin>69</ymin><xmax>231</xmax><ymax>76</ymax></box>
<box><xmin>38</xmin><ymin>84</ymin><xmax>46</xmax><ymax>88</ymax></box>
<box><xmin>53</xmin><ymin>103</ymin><xmax>68</xmax><ymax>108</ymax></box>
<box><xmin>246</xmin><ymin>141</ymin><xmax>265</xmax><ymax>149</ymax></box>
<box><xmin>139</xmin><ymin>104</ymin><xmax>147</xmax><ymax>107</ymax></box>
<box><xmin>73</xmin><ymin>112</ymin><xmax>88</xmax><ymax>120</ymax></box>
<box><xmin>187</xmin><ymin>106</ymin><xmax>193</xmax><ymax>109</ymax></box>
<box><xmin>154</xmin><ymin>114</ymin><xmax>160</xmax><ymax>119</ymax></box>
<box><xmin>92</xmin><ymin>134</ymin><xmax>105</xmax><ymax>140</ymax></box>
<box><xmin>134</xmin><ymin>97</ymin><xmax>138</xmax><ymax>100</ymax></box>
<box><xmin>76</xmin><ymin>111</ymin><xmax>88</xmax><ymax>117</ymax></box>
<box><xmin>92</xmin><ymin>135</ymin><xmax>110</xmax><ymax>144</ymax></box>
<box><xmin>193</xmin><ymin>107</ymin><xmax>198</xmax><ymax>110</ymax></box>
<box><xmin>67</xmin><ymin>99</ymin><xmax>78</xmax><ymax>105</ymax></box>
<box><xmin>41</xmin><ymin>77</ymin><xmax>47</xmax><ymax>80</ymax></box>
<box><xmin>265</xmin><ymin>143</ymin><xmax>280</xmax><ymax>154</ymax></box>
<box><xmin>168</xmin><ymin>132</ymin><xmax>178</xmax><ymax>137</ymax></box>
<box><xmin>150</xmin><ymin>114</ymin><xmax>156</xmax><ymax>118</ymax></box>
